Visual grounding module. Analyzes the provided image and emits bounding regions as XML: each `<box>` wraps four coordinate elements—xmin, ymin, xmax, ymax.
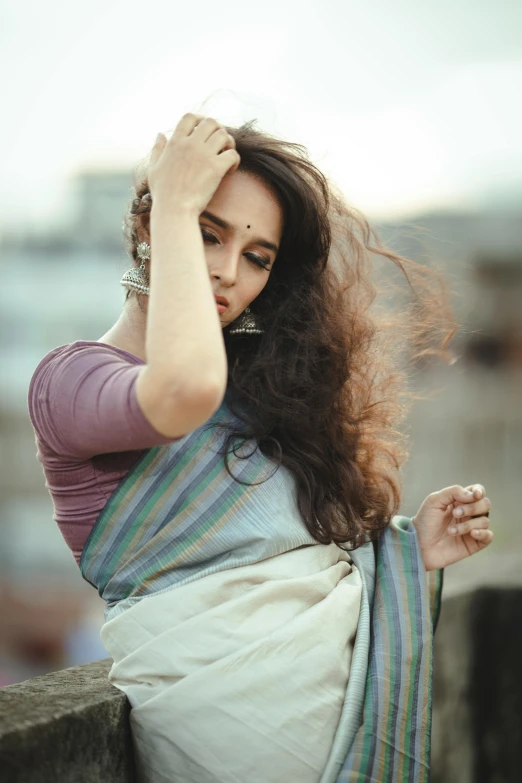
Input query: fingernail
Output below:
<box><xmin>449</xmin><ymin>526</ymin><xmax>458</xmax><ymax>534</ymax></box>
<box><xmin>454</xmin><ymin>507</ymin><xmax>463</xmax><ymax>516</ymax></box>
<box><xmin>464</xmin><ymin>490</ymin><xmax>474</xmax><ymax>498</ymax></box>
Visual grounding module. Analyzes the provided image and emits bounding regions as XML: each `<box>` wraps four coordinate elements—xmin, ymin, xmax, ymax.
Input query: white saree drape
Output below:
<box><xmin>100</xmin><ymin>541</ymin><xmax>363</xmax><ymax>783</ymax></box>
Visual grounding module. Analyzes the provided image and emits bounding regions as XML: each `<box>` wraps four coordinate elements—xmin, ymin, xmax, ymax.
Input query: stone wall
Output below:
<box><xmin>432</xmin><ymin>587</ymin><xmax>522</xmax><ymax>783</ymax></box>
<box><xmin>0</xmin><ymin>659</ymin><xmax>134</xmax><ymax>782</ymax></box>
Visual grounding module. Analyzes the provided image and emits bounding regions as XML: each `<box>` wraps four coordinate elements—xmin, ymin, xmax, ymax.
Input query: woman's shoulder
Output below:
<box><xmin>27</xmin><ymin>340</ymin><xmax>145</xmax><ymax>438</ymax></box>
<box><xmin>31</xmin><ymin>339</ymin><xmax>143</xmax><ymax>377</ymax></box>
<box><xmin>27</xmin><ymin>339</ymin><xmax>174</xmax><ymax>461</ymax></box>
<box><xmin>28</xmin><ymin>339</ymin><xmax>144</xmax><ymax>400</ymax></box>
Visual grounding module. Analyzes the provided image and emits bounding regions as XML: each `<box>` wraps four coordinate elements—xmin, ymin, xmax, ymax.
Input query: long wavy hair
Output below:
<box><xmin>122</xmin><ymin>119</ymin><xmax>458</xmax><ymax>551</ymax></box>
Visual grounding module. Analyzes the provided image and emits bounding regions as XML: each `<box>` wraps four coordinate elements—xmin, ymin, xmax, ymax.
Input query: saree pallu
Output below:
<box><xmin>80</xmin><ymin>403</ymin><xmax>443</xmax><ymax>782</ymax></box>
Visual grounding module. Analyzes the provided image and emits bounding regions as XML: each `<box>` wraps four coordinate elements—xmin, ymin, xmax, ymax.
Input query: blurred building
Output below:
<box><xmin>0</xmin><ymin>170</ymin><xmax>132</xmax><ymax>683</ymax></box>
<box><xmin>71</xmin><ymin>170</ymin><xmax>137</xmax><ymax>253</ymax></box>
<box><xmin>0</xmin><ymin>168</ymin><xmax>521</xmax><ymax>684</ymax></box>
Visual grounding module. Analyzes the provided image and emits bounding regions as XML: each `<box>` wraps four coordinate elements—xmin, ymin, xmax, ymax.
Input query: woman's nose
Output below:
<box><xmin>210</xmin><ymin>253</ymin><xmax>240</xmax><ymax>283</ymax></box>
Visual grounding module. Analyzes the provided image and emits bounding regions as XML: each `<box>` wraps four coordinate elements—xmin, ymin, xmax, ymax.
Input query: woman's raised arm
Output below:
<box><xmin>135</xmin><ymin>114</ymin><xmax>240</xmax><ymax>437</ymax></box>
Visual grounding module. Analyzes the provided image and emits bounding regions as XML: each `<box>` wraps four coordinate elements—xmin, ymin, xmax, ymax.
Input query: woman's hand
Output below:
<box><xmin>412</xmin><ymin>484</ymin><xmax>493</xmax><ymax>571</ymax></box>
<box><xmin>148</xmin><ymin>113</ymin><xmax>240</xmax><ymax>216</ymax></box>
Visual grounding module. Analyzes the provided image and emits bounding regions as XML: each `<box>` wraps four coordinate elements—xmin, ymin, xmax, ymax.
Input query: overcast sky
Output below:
<box><xmin>2</xmin><ymin>0</ymin><xmax>521</xmax><ymax>231</ymax></box>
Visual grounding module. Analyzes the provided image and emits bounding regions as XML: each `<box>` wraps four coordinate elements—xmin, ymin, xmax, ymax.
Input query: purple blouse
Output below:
<box><xmin>27</xmin><ymin>341</ymin><xmax>178</xmax><ymax>565</ymax></box>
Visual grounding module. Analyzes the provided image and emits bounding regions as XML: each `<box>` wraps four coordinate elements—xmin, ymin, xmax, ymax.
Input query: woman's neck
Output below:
<box><xmin>97</xmin><ymin>297</ymin><xmax>147</xmax><ymax>361</ymax></box>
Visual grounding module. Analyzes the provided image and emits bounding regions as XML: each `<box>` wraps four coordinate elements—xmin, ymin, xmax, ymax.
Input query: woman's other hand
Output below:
<box><xmin>412</xmin><ymin>484</ymin><xmax>493</xmax><ymax>571</ymax></box>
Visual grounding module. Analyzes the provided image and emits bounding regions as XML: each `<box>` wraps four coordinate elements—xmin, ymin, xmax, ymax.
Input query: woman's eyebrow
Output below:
<box><xmin>200</xmin><ymin>210</ymin><xmax>279</xmax><ymax>254</ymax></box>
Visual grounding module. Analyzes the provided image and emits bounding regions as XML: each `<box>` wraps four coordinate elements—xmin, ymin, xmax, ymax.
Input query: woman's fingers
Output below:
<box><xmin>149</xmin><ymin>132</ymin><xmax>167</xmax><ymax>163</ymax></box>
<box><xmin>469</xmin><ymin>529</ymin><xmax>494</xmax><ymax>543</ymax></box>
<box><xmin>190</xmin><ymin>116</ymin><xmax>223</xmax><ymax>142</ymax></box>
<box><xmin>451</xmin><ymin>496</ymin><xmax>491</xmax><ymax>520</ymax></box>
<box><xmin>171</xmin><ymin>112</ymin><xmax>207</xmax><ymax>140</ymax></box>
<box><xmin>449</xmin><ymin>514</ymin><xmax>491</xmax><ymax>536</ymax></box>
<box><xmin>465</xmin><ymin>484</ymin><xmax>486</xmax><ymax>499</ymax></box>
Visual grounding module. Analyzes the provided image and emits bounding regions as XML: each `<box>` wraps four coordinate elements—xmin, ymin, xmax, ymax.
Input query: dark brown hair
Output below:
<box><xmin>122</xmin><ymin>120</ymin><xmax>458</xmax><ymax>551</ymax></box>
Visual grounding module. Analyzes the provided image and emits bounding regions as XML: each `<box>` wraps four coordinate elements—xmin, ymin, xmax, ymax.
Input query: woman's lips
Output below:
<box><xmin>214</xmin><ymin>294</ymin><xmax>229</xmax><ymax>312</ymax></box>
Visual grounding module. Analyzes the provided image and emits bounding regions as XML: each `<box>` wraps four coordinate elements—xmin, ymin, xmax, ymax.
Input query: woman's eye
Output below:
<box><xmin>200</xmin><ymin>229</ymin><xmax>270</xmax><ymax>270</ymax></box>
<box><xmin>201</xmin><ymin>229</ymin><xmax>218</xmax><ymax>244</ymax></box>
<box><xmin>245</xmin><ymin>254</ymin><xmax>270</xmax><ymax>270</ymax></box>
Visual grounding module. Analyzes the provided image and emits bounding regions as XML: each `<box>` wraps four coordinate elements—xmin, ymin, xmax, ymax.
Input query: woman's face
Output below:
<box><xmin>198</xmin><ymin>169</ymin><xmax>283</xmax><ymax>328</ymax></box>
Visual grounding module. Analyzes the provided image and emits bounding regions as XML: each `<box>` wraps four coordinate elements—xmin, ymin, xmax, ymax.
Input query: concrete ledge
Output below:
<box><xmin>0</xmin><ymin>658</ymin><xmax>135</xmax><ymax>783</ymax></box>
<box><xmin>432</xmin><ymin>587</ymin><xmax>522</xmax><ymax>783</ymax></box>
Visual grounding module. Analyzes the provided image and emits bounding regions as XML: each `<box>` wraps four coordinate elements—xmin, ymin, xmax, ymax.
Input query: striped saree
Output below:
<box><xmin>80</xmin><ymin>401</ymin><xmax>443</xmax><ymax>782</ymax></box>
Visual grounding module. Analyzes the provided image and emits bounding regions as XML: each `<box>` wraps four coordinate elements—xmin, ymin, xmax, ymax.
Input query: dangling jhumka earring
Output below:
<box><xmin>120</xmin><ymin>242</ymin><xmax>151</xmax><ymax>295</ymax></box>
<box><xmin>228</xmin><ymin>306</ymin><xmax>264</xmax><ymax>335</ymax></box>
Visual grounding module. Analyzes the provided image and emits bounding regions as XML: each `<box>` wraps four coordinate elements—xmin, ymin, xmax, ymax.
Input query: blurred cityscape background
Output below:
<box><xmin>1</xmin><ymin>0</ymin><xmax>521</xmax><ymax>686</ymax></box>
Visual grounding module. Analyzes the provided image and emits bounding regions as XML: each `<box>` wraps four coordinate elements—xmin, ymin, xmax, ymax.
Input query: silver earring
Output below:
<box><xmin>121</xmin><ymin>242</ymin><xmax>150</xmax><ymax>295</ymax></box>
<box><xmin>228</xmin><ymin>305</ymin><xmax>264</xmax><ymax>335</ymax></box>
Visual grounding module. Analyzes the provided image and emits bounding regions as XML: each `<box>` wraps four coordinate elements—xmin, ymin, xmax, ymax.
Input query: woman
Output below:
<box><xmin>28</xmin><ymin>113</ymin><xmax>493</xmax><ymax>782</ymax></box>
